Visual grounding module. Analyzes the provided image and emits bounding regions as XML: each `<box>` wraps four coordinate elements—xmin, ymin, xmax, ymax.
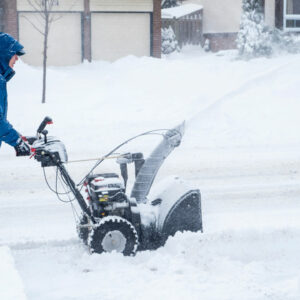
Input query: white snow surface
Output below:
<box><xmin>0</xmin><ymin>247</ymin><xmax>27</xmax><ymax>300</ymax></box>
<box><xmin>162</xmin><ymin>4</ymin><xmax>203</xmax><ymax>19</ymax></box>
<box><xmin>1</xmin><ymin>47</ymin><xmax>300</xmax><ymax>299</ymax></box>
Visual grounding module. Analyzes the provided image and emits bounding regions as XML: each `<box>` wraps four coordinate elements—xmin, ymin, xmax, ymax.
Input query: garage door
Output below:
<box><xmin>91</xmin><ymin>13</ymin><xmax>151</xmax><ymax>61</ymax></box>
<box><xmin>19</xmin><ymin>13</ymin><xmax>82</xmax><ymax>66</ymax></box>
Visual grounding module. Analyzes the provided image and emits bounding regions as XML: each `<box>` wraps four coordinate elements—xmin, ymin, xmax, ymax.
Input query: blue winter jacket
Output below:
<box><xmin>0</xmin><ymin>33</ymin><xmax>24</xmax><ymax>148</ymax></box>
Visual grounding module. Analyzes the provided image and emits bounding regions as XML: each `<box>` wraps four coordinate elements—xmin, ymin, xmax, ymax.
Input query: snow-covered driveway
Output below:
<box><xmin>1</xmin><ymin>49</ymin><xmax>300</xmax><ymax>299</ymax></box>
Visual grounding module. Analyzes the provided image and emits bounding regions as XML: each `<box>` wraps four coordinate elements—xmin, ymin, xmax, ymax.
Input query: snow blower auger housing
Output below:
<box><xmin>29</xmin><ymin>117</ymin><xmax>203</xmax><ymax>256</ymax></box>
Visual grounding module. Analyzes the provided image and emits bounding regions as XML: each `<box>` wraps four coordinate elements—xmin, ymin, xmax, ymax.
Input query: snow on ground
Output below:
<box><xmin>0</xmin><ymin>247</ymin><xmax>27</xmax><ymax>300</ymax></box>
<box><xmin>1</xmin><ymin>47</ymin><xmax>300</xmax><ymax>299</ymax></box>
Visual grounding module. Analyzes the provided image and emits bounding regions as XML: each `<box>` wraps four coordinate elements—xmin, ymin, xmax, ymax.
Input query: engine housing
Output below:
<box><xmin>85</xmin><ymin>173</ymin><xmax>130</xmax><ymax>218</ymax></box>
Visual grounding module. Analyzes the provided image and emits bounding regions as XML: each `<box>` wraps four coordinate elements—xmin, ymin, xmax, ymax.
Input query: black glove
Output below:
<box><xmin>14</xmin><ymin>137</ymin><xmax>31</xmax><ymax>156</ymax></box>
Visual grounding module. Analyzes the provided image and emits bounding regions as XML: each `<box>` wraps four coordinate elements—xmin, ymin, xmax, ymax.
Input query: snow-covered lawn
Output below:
<box><xmin>1</xmin><ymin>47</ymin><xmax>300</xmax><ymax>299</ymax></box>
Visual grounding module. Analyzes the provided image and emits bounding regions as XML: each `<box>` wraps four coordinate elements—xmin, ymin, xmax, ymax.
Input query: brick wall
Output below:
<box><xmin>0</xmin><ymin>2</ymin><xmax>4</xmax><ymax>31</ymax></box>
<box><xmin>3</xmin><ymin>0</ymin><xmax>18</xmax><ymax>38</ymax></box>
<box><xmin>152</xmin><ymin>0</ymin><xmax>161</xmax><ymax>58</ymax></box>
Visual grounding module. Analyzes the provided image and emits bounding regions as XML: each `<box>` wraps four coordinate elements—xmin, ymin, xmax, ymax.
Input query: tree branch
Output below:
<box><xmin>21</xmin><ymin>14</ymin><xmax>45</xmax><ymax>36</ymax></box>
<box><xmin>27</xmin><ymin>0</ymin><xmax>40</xmax><ymax>11</ymax></box>
<box><xmin>49</xmin><ymin>14</ymin><xmax>63</xmax><ymax>23</ymax></box>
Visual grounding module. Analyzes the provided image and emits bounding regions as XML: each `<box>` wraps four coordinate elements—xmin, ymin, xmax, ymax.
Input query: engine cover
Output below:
<box><xmin>88</xmin><ymin>173</ymin><xmax>125</xmax><ymax>198</ymax></box>
<box><xmin>85</xmin><ymin>173</ymin><xmax>128</xmax><ymax>218</ymax></box>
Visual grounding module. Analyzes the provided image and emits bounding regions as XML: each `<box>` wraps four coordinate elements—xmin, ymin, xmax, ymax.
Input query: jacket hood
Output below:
<box><xmin>0</xmin><ymin>33</ymin><xmax>25</xmax><ymax>82</ymax></box>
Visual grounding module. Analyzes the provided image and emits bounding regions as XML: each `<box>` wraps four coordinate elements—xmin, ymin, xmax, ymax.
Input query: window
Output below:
<box><xmin>284</xmin><ymin>0</ymin><xmax>300</xmax><ymax>31</ymax></box>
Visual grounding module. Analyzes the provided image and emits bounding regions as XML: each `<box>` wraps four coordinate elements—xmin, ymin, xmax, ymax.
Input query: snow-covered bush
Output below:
<box><xmin>161</xmin><ymin>26</ymin><xmax>180</xmax><ymax>55</ymax></box>
<box><xmin>272</xmin><ymin>29</ymin><xmax>300</xmax><ymax>54</ymax></box>
<box><xmin>203</xmin><ymin>39</ymin><xmax>210</xmax><ymax>52</ymax></box>
<box><xmin>237</xmin><ymin>0</ymin><xmax>273</xmax><ymax>59</ymax></box>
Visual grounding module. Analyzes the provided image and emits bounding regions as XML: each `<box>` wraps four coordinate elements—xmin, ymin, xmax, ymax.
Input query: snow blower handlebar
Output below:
<box><xmin>30</xmin><ymin>117</ymin><xmax>96</xmax><ymax>224</ymax></box>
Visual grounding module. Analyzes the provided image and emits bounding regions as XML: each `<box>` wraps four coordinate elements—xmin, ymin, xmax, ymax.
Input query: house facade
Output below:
<box><xmin>186</xmin><ymin>0</ymin><xmax>299</xmax><ymax>51</ymax></box>
<box><xmin>0</xmin><ymin>0</ymin><xmax>161</xmax><ymax>66</ymax></box>
<box><xmin>1</xmin><ymin>0</ymin><xmax>298</xmax><ymax>62</ymax></box>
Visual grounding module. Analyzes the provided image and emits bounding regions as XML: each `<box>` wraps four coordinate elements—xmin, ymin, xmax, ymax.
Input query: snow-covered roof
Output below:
<box><xmin>162</xmin><ymin>4</ymin><xmax>203</xmax><ymax>19</ymax></box>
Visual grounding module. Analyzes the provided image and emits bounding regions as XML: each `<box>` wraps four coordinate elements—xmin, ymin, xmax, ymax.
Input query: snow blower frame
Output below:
<box><xmin>28</xmin><ymin>117</ymin><xmax>203</xmax><ymax>255</ymax></box>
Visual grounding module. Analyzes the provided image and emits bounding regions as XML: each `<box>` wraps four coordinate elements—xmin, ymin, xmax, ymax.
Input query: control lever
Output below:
<box><xmin>37</xmin><ymin>116</ymin><xmax>53</xmax><ymax>135</ymax></box>
<box><xmin>41</xmin><ymin>130</ymin><xmax>48</xmax><ymax>143</ymax></box>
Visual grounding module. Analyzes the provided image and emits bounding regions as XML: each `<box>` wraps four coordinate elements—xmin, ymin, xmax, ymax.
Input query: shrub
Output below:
<box><xmin>237</xmin><ymin>0</ymin><xmax>273</xmax><ymax>59</ymax></box>
<box><xmin>161</xmin><ymin>26</ymin><xmax>180</xmax><ymax>55</ymax></box>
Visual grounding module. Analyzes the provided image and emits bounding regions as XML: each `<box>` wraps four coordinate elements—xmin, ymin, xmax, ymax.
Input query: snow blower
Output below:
<box><xmin>28</xmin><ymin>117</ymin><xmax>203</xmax><ymax>255</ymax></box>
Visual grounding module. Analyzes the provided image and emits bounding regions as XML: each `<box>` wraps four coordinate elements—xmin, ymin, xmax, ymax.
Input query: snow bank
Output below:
<box><xmin>12</xmin><ymin>229</ymin><xmax>300</xmax><ymax>300</ymax></box>
<box><xmin>0</xmin><ymin>247</ymin><xmax>27</xmax><ymax>300</ymax></box>
<box><xmin>187</xmin><ymin>55</ymin><xmax>300</xmax><ymax>148</ymax></box>
<box><xmin>6</xmin><ymin>51</ymin><xmax>300</xmax><ymax>157</ymax></box>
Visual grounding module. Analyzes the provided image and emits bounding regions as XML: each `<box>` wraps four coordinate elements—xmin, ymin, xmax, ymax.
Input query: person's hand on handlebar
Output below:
<box><xmin>14</xmin><ymin>137</ymin><xmax>31</xmax><ymax>156</ymax></box>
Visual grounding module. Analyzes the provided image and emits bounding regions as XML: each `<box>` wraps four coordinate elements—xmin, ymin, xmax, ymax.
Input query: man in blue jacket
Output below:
<box><xmin>0</xmin><ymin>32</ymin><xmax>30</xmax><ymax>156</ymax></box>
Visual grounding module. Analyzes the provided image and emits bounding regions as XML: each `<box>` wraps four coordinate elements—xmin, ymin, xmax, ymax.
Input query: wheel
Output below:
<box><xmin>89</xmin><ymin>216</ymin><xmax>139</xmax><ymax>256</ymax></box>
<box><xmin>77</xmin><ymin>214</ymin><xmax>89</xmax><ymax>245</ymax></box>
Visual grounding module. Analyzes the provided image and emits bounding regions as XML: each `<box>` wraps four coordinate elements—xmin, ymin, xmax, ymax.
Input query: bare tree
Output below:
<box><xmin>24</xmin><ymin>0</ymin><xmax>61</xmax><ymax>103</ymax></box>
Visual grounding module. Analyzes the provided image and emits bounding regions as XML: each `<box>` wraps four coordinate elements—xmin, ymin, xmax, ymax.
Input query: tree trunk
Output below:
<box><xmin>42</xmin><ymin>3</ymin><xmax>49</xmax><ymax>104</ymax></box>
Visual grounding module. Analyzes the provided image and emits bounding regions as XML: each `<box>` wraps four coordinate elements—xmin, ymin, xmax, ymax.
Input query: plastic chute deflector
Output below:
<box><xmin>131</xmin><ymin>122</ymin><xmax>185</xmax><ymax>203</ymax></box>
